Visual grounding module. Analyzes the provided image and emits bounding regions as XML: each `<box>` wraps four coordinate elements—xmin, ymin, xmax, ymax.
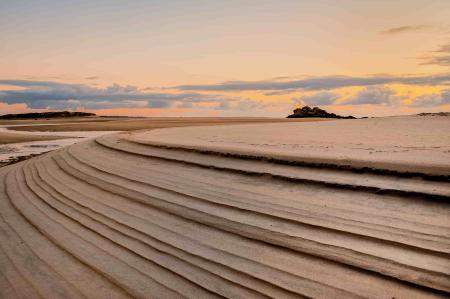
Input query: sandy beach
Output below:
<box><xmin>2</xmin><ymin>116</ymin><xmax>327</xmax><ymax>132</ymax></box>
<box><xmin>3</xmin><ymin>1</ymin><xmax>450</xmax><ymax>297</ymax></box>
<box><xmin>0</xmin><ymin>131</ymin><xmax>68</xmax><ymax>145</ymax></box>
<box><xmin>0</xmin><ymin>116</ymin><xmax>449</xmax><ymax>298</ymax></box>
<box><xmin>0</xmin><ymin>117</ymin><xmax>323</xmax><ymax>167</ymax></box>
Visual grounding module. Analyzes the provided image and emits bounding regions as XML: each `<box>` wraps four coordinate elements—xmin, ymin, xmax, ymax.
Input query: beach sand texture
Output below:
<box><xmin>2</xmin><ymin>116</ymin><xmax>328</xmax><ymax>132</ymax></box>
<box><xmin>0</xmin><ymin>131</ymin><xmax>68</xmax><ymax>145</ymax></box>
<box><xmin>0</xmin><ymin>116</ymin><xmax>449</xmax><ymax>298</ymax></box>
<box><xmin>0</xmin><ymin>116</ymin><xmax>324</xmax><ymax>145</ymax></box>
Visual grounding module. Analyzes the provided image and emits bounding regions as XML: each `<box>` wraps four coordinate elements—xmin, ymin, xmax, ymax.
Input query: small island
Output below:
<box><xmin>417</xmin><ymin>112</ymin><xmax>450</xmax><ymax>117</ymax></box>
<box><xmin>0</xmin><ymin>111</ymin><xmax>96</xmax><ymax>119</ymax></box>
<box><xmin>287</xmin><ymin>106</ymin><xmax>356</xmax><ymax>119</ymax></box>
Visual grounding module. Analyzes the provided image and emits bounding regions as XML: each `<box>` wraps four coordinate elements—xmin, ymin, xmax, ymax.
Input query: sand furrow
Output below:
<box><xmin>21</xmin><ymin>160</ymin><xmax>202</xmax><ymax>299</ymax></box>
<box><xmin>0</xmin><ymin>166</ymin><xmax>130</xmax><ymax>299</ymax></box>
<box><xmin>0</xmin><ymin>269</ymin><xmax>20</xmax><ymax>299</ymax></box>
<box><xmin>85</xmin><ymin>138</ymin><xmax>450</xmax><ymax>235</ymax></box>
<box><xmin>60</xmin><ymin>139</ymin><xmax>450</xmax><ymax>291</ymax></box>
<box><xmin>111</xmin><ymin>135</ymin><xmax>450</xmax><ymax>198</ymax></box>
<box><xmin>126</xmin><ymin>119</ymin><xmax>450</xmax><ymax>178</ymax></box>
<box><xmin>7</xmin><ymin>162</ymin><xmax>184</xmax><ymax>299</ymax></box>
<box><xmin>54</xmin><ymin>148</ymin><xmax>361</xmax><ymax>298</ymax></box>
<box><xmin>1</xmin><ymin>119</ymin><xmax>449</xmax><ymax>298</ymax></box>
<box><xmin>0</xmin><ymin>238</ymin><xmax>40</xmax><ymax>299</ymax></box>
<box><xmin>74</xmin><ymin>139</ymin><xmax>450</xmax><ymax>257</ymax></box>
<box><xmin>51</xmin><ymin>144</ymin><xmax>448</xmax><ymax>297</ymax></box>
<box><xmin>2</xmin><ymin>168</ymin><xmax>88</xmax><ymax>299</ymax></box>
<box><xmin>29</xmin><ymin>156</ymin><xmax>265</xmax><ymax>299</ymax></box>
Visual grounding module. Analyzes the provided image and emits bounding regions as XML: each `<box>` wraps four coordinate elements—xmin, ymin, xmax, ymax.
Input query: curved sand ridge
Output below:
<box><xmin>0</xmin><ymin>116</ymin><xmax>449</xmax><ymax>298</ymax></box>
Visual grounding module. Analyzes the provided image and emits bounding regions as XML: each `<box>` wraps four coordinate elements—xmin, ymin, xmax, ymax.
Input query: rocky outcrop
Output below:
<box><xmin>0</xmin><ymin>111</ymin><xmax>96</xmax><ymax>119</ymax></box>
<box><xmin>417</xmin><ymin>112</ymin><xmax>450</xmax><ymax>117</ymax></box>
<box><xmin>287</xmin><ymin>106</ymin><xmax>355</xmax><ymax>119</ymax></box>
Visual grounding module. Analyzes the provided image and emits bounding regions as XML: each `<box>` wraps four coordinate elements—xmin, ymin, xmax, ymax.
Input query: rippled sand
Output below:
<box><xmin>0</xmin><ymin>117</ymin><xmax>323</xmax><ymax>167</ymax></box>
<box><xmin>0</xmin><ymin>116</ymin><xmax>449</xmax><ymax>298</ymax></box>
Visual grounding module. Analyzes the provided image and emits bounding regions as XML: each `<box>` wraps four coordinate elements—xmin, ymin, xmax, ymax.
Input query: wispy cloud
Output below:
<box><xmin>1</xmin><ymin>75</ymin><xmax>449</xmax><ymax>113</ymax></box>
<box><xmin>0</xmin><ymin>80</ymin><xmax>229</xmax><ymax>110</ymax></box>
<box><xmin>295</xmin><ymin>86</ymin><xmax>404</xmax><ymax>106</ymax></box>
<box><xmin>421</xmin><ymin>56</ymin><xmax>450</xmax><ymax>67</ymax></box>
<box><xmin>175</xmin><ymin>73</ymin><xmax>450</xmax><ymax>92</ymax></box>
<box><xmin>296</xmin><ymin>91</ymin><xmax>339</xmax><ymax>106</ymax></box>
<box><xmin>419</xmin><ymin>42</ymin><xmax>450</xmax><ymax>67</ymax></box>
<box><xmin>433</xmin><ymin>43</ymin><xmax>450</xmax><ymax>53</ymax></box>
<box><xmin>295</xmin><ymin>86</ymin><xmax>450</xmax><ymax>108</ymax></box>
<box><xmin>341</xmin><ymin>86</ymin><xmax>403</xmax><ymax>105</ymax></box>
<box><xmin>409</xmin><ymin>89</ymin><xmax>450</xmax><ymax>107</ymax></box>
<box><xmin>379</xmin><ymin>24</ymin><xmax>431</xmax><ymax>35</ymax></box>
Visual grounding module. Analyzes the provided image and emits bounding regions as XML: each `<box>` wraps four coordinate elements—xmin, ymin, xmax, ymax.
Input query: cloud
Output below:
<box><xmin>263</xmin><ymin>89</ymin><xmax>298</xmax><ymax>96</ymax></box>
<box><xmin>1</xmin><ymin>77</ymin><xmax>449</xmax><ymax>113</ymax></box>
<box><xmin>419</xmin><ymin>42</ymin><xmax>450</xmax><ymax>67</ymax></box>
<box><xmin>342</xmin><ymin>86</ymin><xmax>403</xmax><ymax>105</ymax></box>
<box><xmin>85</xmin><ymin>76</ymin><xmax>99</xmax><ymax>80</ymax></box>
<box><xmin>380</xmin><ymin>24</ymin><xmax>431</xmax><ymax>35</ymax></box>
<box><xmin>297</xmin><ymin>91</ymin><xmax>339</xmax><ymax>105</ymax></box>
<box><xmin>175</xmin><ymin>73</ymin><xmax>450</xmax><ymax>92</ymax></box>
<box><xmin>421</xmin><ymin>56</ymin><xmax>450</xmax><ymax>67</ymax></box>
<box><xmin>0</xmin><ymin>80</ymin><xmax>228</xmax><ymax>110</ymax></box>
<box><xmin>433</xmin><ymin>43</ymin><xmax>450</xmax><ymax>53</ymax></box>
<box><xmin>409</xmin><ymin>89</ymin><xmax>450</xmax><ymax>107</ymax></box>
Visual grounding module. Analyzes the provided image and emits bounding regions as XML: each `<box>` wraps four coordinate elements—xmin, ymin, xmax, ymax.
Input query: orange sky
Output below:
<box><xmin>0</xmin><ymin>1</ymin><xmax>449</xmax><ymax>117</ymax></box>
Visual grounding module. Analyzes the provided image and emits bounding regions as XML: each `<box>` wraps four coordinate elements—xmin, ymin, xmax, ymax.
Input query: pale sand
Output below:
<box><xmin>0</xmin><ymin>116</ymin><xmax>126</xmax><ymax>144</ymax></box>
<box><xmin>0</xmin><ymin>131</ymin><xmax>68</xmax><ymax>145</ymax></box>
<box><xmin>0</xmin><ymin>117</ymin><xmax>323</xmax><ymax>165</ymax></box>
<box><xmin>132</xmin><ymin>115</ymin><xmax>450</xmax><ymax>176</ymax></box>
<box><xmin>3</xmin><ymin>116</ymin><xmax>327</xmax><ymax>132</ymax></box>
<box><xmin>0</xmin><ymin>116</ymin><xmax>449</xmax><ymax>298</ymax></box>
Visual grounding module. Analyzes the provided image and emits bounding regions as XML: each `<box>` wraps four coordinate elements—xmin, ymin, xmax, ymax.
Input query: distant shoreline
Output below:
<box><xmin>0</xmin><ymin>117</ymin><xmax>325</xmax><ymax>167</ymax></box>
<box><xmin>0</xmin><ymin>111</ymin><xmax>95</xmax><ymax>120</ymax></box>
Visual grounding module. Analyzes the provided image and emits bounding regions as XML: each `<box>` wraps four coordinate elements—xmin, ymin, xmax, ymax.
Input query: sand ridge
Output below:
<box><xmin>0</xmin><ymin>116</ymin><xmax>449</xmax><ymax>298</ymax></box>
<box><xmin>129</xmin><ymin>116</ymin><xmax>450</xmax><ymax>177</ymax></box>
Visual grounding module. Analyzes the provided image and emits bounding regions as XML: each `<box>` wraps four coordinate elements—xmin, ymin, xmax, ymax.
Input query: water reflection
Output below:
<box><xmin>0</xmin><ymin>125</ymin><xmax>118</xmax><ymax>165</ymax></box>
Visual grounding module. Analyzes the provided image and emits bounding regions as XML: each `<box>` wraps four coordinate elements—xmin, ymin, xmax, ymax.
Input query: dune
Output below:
<box><xmin>0</xmin><ymin>116</ymin><xmax>449</xmax><ymax>298</ymax></box>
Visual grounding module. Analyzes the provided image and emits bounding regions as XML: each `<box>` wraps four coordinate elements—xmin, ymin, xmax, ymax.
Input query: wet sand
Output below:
<box><xmin>0</xmin><ymin>131</ymin><xmax>68</xmax><ymax>144</ymax></box>
<box><xmin>0</xmin><ymin>116</ymin><xmax>449</xmax><ymax>298</ymax></box>
<box><xmin>136</xmin><ymin>115</ymin><xmax>450</xmax><ymax>176</ymax></box>
<box><xmin>0</xmin><ymin>117</ymin><xmax>323</xmax><ymax>167</ymax></box>
<box><xmin>3</xmin><ymin>116</ymin><xmax>327</xmax><ymax>132</ymax></box>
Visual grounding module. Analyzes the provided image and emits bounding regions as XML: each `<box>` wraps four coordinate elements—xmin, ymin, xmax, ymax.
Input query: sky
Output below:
<box><xmin>1</xmin><ymin>0</ymin><xmax>449</xmax><ymax>117</ymax></box>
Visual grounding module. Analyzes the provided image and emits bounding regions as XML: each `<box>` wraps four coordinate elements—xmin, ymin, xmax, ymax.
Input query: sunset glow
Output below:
<box><xmin>1</xmin><ymin>0</ymin><xmax>449</xmax><ymax>117</ymax></box>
